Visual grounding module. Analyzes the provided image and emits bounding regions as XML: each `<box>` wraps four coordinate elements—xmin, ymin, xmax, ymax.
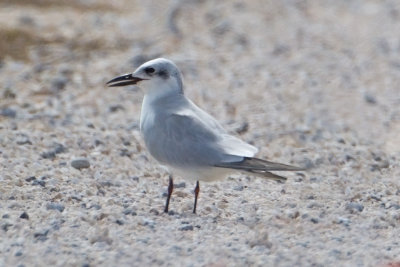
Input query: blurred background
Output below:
<box><xmin>1</xmin><ymin>0</ymin><xmax>400</xmax><ymax>266</ymax></box>
<box><xmin>1</xmin><ymin>0</ymin><xmax>399</xmax><ymax>149</ymax></box>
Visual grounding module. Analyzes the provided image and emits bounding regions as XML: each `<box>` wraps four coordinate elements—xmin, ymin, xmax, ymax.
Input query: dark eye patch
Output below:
<box><xmin>145</xmin><ymin>67</ymin><xmax>155</xmax><ymax>74</ymax></box>
<box><xmin>159</xmin><ymin>70</ymin><xmax>169</xmax><ymax>79</ymax></box>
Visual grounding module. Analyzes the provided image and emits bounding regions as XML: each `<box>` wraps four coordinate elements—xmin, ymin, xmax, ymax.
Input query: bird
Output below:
<box><xmin>106</xmin><ymin>58</ymin><xmax>303</xmax><ymax>214</ymax></box>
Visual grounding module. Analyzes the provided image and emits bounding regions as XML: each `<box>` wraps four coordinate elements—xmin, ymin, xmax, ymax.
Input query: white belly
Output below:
<box><xmin>168</xmin><ymin>166</ymin><xmax>233</xmax><ymax>182</ymax></box>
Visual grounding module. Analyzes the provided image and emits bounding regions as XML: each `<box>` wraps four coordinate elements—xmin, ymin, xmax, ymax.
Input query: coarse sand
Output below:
<box><xmin>1</xmin><ymin>1</ymin><xmax>399</xmax><ymax>266</ymax></box>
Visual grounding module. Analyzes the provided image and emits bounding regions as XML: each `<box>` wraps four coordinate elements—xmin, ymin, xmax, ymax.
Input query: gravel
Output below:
<box><xmin>46</xmin><ymin>203</ymin><xmax>65</xmax><ymax>212</ymax></box>
<box><xmin>1</xmin><ymin>1</ymin><xmax>400</xmax><ymax>267</ymax></box>
<box><xmin>71</xmin><ymin>158</ymin><xmax>91</xmax><ymax>170</ymax></box>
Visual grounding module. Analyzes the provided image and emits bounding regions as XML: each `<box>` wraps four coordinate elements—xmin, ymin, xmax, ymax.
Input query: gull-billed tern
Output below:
<box><xmin>107</xmin><ymin>58</ymin><xmax>303</xmax><ymax>214</ymax></box>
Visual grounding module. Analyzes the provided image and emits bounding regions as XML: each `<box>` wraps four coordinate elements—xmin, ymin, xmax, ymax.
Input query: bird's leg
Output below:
<box><xmin>164</xmin><ymin>175</ymin><xmax>173</xmax><ymax>213</ymax></box>
<box><xmin>193</xmin><ymin>181</ymin><xmax>200</xmax><ymax>214</ymax></box>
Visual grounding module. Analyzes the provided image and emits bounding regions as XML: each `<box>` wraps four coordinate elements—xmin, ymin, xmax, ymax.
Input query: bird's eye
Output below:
<box><xmin>145</xmin><ymin>67</ymin><xmax>155</xmax><ymax>74</ymax></box>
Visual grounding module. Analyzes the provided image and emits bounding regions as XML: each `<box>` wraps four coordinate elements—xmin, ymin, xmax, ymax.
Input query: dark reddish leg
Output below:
<box><xmin>164</xmin><ymin>176</ymin><xmax>173</xmax><ymax>213</ymax></box>
<box><xmin>193</xmin><ymin>181</ymin><xmax>200</xmax><ymax>214</ymax></box>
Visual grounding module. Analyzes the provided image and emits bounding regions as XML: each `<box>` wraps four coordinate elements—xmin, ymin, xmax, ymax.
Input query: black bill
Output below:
<box><xmin>106</xmin><ymin>73</ymin><xmax>146</xmax><ymax>87</ymax></box>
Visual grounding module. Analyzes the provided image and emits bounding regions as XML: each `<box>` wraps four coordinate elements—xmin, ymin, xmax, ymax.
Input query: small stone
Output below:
<box><xmin>175</xmin><ymin>182</ymin><xmax>186</xmax><ymax>188</ymax></box>
<box><xmin>20</xmin><ymin>212</ymin><xmax>29</xmax><ymax>220</ymax></box>
<box><xmin>46</xmin><ymin>202</ymin><xmax>65</xmax><ymax>212</ymax></box>
<box><xmin>300</xmin><ymin>157</ymin><xmax>315</xmax><ymax>169</ymax></box>
<box><xmin>346</xmin><ymin>202</ymin><xmax>364</xmax><ymax>213</ymax></box>
<box><xmin>2</xmin><ymin>223</ymin><xmax>13</xmax><ymax>232</ymax></box>
<box><xmin>212</xmin><ymin>21</ymin><xmax>231</xmax><ymax>36</ymax></box>
<box><xmin>141</xmin><ymin>218</ymin><xmax>155</xmax><ymax>228</ymax></box>
<box><xmin>25</xmin><ymin>176</ymin><xmax>36</xmax><ymax>182</ymax></box>
<box><xmin>19</xmin><ymin>15</ymin><xmax>35</xmax><ymax>25</ymax></box>
<box><xmin>287</xmin><ymin>210</ymin><xmax>300</xmax><ymax>219</ymax></box>
<box><xmin>90</xmin><ymin>204</ymin><xmax>102</xmax><ymax>210</ymax></box>
<box><xmin>175</xmin><ymin>191</ymin><xmax>188</xmax><ymax>198</ymax></box>
<box><xmin>32</xmin><ymin>179</ymin><xmax>46</xmax><ymax>187</ymax></box>
<box><xmin>179</xmin><ymin>225</ymin><xmax>194</xmax><ymax>231</ymax></box>
<box><xmin>364</xmin><ymin>93</ymin><xmax>377</xmax><ymax>104</ymax></box>
<box><xmin>149</xmin><ymin>208</ymin><xmax>159</xmax><ymax>215</ymax></box>
<box><xmin>34</xmin><ymin>229</ymin><xmax>49</xmax><ymax>241</ymax></box>
<box><xmin>16</xmin><ymin>134</ymin><xmax>32</xmax><ymax>145</ymax></box>
<box><xmin>115</xmin><ymin>219</ymin><xmax>124</xmax><ymax>225</ymax></box>
<box><xmin>94</xmin><ymin>139</ymin><xmax>103</xmax><ymax>146</ymax></box>
<box><xmin>233</xmin><ymin>185</ymin><xmax>244</xmax><ymax>191</ymax></box>
<box><xmin>235</xmin><ymin>122</ymin><xmax>249</xmax><ymax>134</ymax></box>
<box><xmin>0</xmin><ymin>107</ymin><xmax>17</xmax><ymax>118</ymax></box>
<box><xmin>15</xmin><ymin>251</ymin><xmax>23</xmax><ymax>257</ymax></box>
<box><xmin>119</xmin><ymin>149</ymin><xmax>132</xmax><ymax>158</ymax></box>
<box><xmin>71</xmin><ymin>158</ymin><xmax>90</xmax><ymax>170</ymax></box>
<box><xmin>41</xmin><ymin>143</ymin><xmax>66</xmax><ymax>159</ymax></box>
<box><xmin>3</xmin><ymin>88</ymin><xmax>16</xmax><ymax>99</ymax></box>
<box><xmin>123</xmin><ymin>208</ymin><xmax>137</xmax><ymax>216</ymax></box>
<box><xmin>51</xmin><ymin>76</ymin><xmax>68</xmax><ymax>92</ymax></box>
<box><xmin>109</xmin><ymin>104</ymin><xmax>125</xmax><ymax>112</ymax></box>
<box><xmin>370</xmin><ymin>160</ymin><xmax>390</xmax><ymax>171</ymax></box>
<box><xmin>310</xmin><ymin>218</ymin><xmax>319</xmax><ymax>224</ymax></box>
<box><xmin>53</xmin><ymin>143</ymin><xmax>66</xmax><ymax>154</ymax></box>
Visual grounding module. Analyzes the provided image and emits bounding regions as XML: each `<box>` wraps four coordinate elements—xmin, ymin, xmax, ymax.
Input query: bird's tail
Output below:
<box><xmin>215</xmin><ymin>157</ymin><xmax>303</xmax><ymax>183</ymax></box>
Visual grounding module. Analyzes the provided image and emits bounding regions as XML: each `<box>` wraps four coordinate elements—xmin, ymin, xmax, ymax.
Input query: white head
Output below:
<box><xmin>107</xmin><ymin>58</ymin><xmax>183</xmax><ymax>97</ymax></box>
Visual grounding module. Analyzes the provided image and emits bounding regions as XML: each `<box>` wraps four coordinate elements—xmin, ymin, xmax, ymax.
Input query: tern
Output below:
<box><xmin>107</xmin><ymin>58</ymin><xmax>302</xmax><ymax>214</ymax></box>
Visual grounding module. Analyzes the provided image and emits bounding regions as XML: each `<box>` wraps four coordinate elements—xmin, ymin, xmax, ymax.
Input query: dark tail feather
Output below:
<box><xmin>215</xmin><ymin>157</ymin><xmax>304</xmax><ymax>171</ymax></box>
<box><xmin>245</xmin><ymin>169</ymin><xmax>287</xmax><ymax>182</ymax></box>
<box><xmin>215</xmin><ymin>156</ymin><xmax>304</xmax><ymax>183</ymax></box>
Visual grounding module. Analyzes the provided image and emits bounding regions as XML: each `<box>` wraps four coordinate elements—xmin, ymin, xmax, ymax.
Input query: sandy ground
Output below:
<box><xmin>1</xmin><ymin>0</ymin><xmax>400</xmax><ymax>266</ymax></box>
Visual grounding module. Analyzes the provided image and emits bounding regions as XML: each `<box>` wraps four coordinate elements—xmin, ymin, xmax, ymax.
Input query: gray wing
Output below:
<box><xmin>177</xmin><ymin>99</ymin><xmax>258</xmax><ymax>158</ymax></box>
<box><xmin>143</xmin><ymin>113</ymin><xmax>227</xmax><ymax>167</ymax></box>
<box><xmin>143</xmin><ymin>113</ymin><xmax>257</xmax><ymax>168</ymax></box>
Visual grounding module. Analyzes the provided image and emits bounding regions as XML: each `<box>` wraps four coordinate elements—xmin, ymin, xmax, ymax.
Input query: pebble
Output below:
<box><xmin>149</xmin><ymin>208</ymin><xmax>159</xmax><ymax>215</ymax></box>
<box><xmin>119</xmin><ymin>149</ymin><xmax>132</xmax><ymax>158</ymax></box>
<box><xmin>25</xmin><ymin>176</ymin><xmax>36</xmax><ymax>182</ymax></box>
<box><xmin>140</xmin><ymin>218</ymin><xmax>155</xmax><ymax>229</ymax></box>
<box><xmin>300</xmin><ymin>157</ymin><xmax>315</xmax><ymax>169</ymax></box>
<box><xmin>51</xmin><ymin>76</ymin><xmax>68</xmax><ymax>92</ymax></box>
<box><xmin>364</xmin><ymin>93</ymin><xmax>377</xmax><ymax>104</ymax></box>
<box><xmin>16</xmin><ymin>134</ymin><xmax>32</xmax><ymax>145</ymax></box>
<box><xmin>179</xmin><ymin>225</ymin><xmax>194</xmax><ymax>231</ymax></box>
<box><xmin>334</xmin><ymin>217</ymin><xmax>351</xmax><ymax>226</ymax></box>
<box><xmin>109</xmin><ymin>104</ymin><xmax>125</xmax><ymax>112</ymax></box>
<box><xmin>71</xmin><ymin>158</ymin><xmax>90</xmax><ymax>170</ymax></box>
<box><xmin>175</xmin><ymin>182</ymin><xmax>186</xmax><ymax>188</ymax></box>
<box><xmin>346</xmin><ymin>202</ymin><xmax>364</xmax><ymax>213</ymax></box>
<box><xmin>0</xmin><ymin>107</ymin><xmax>17</xmax><ymax>118</ymax></box>
<box><xmin>34</xmin><ymin>229</ymin><xmax>49</xmax><ymax>241</ymax></box>
<box><xmin>310</xmin><ymin>218</ymin><xmax>319</xmax><ymax>224</ymax></box>
<box><xmin>115</xmin><ymin>219</ymin><xmax>124</xmax><ymax>225</ymax></box>
<box><xmin>15</xmin><ymin>251</ymin><xmax>23</xmax><ymax>257</ymax></box>
<box><xmin>233</xmin><ymin>185</ymin><xmax>244</xmax><ymax>191</ymax></box>
<box><xmin>287</xmin><ymin>210</ymin><xmax>300</xmax><ymax>219</ymax></box>
<box><xmin>123</xmin><ymin>208</ymin><xmax>137</xmax><ymax>216</ymax></box>
<box><xmin>20</xmin><ymin>211</ymin><xmax>29</xmax><ymax>220</ymax></box>
<box><xmin>19</xmin><ymin>15</ymin><xmax>35</xmax><ymax>25</ymax></box>
<box><xmin>2</xmin><ymin>223</ymin><xmax>13</xmax><ymax>232</ymax></box>
<box><xmin>41</xmin><ymin>143</ymin><xmax>66</xmax><ymax>159</ymax></box>
<box><xmin>32</xmin><ymin>179</ymin><xmax>46</xmax><ymax>187</ymax></box>
<box><xmin>46</xmin><ymin>202</ymin><xmax>65</xmax><ymax>212</ymax></box>
<box><xmin>235</xmin><ymin>122</ymin><xmax>249</xmax><ymax>134</ymax></box>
